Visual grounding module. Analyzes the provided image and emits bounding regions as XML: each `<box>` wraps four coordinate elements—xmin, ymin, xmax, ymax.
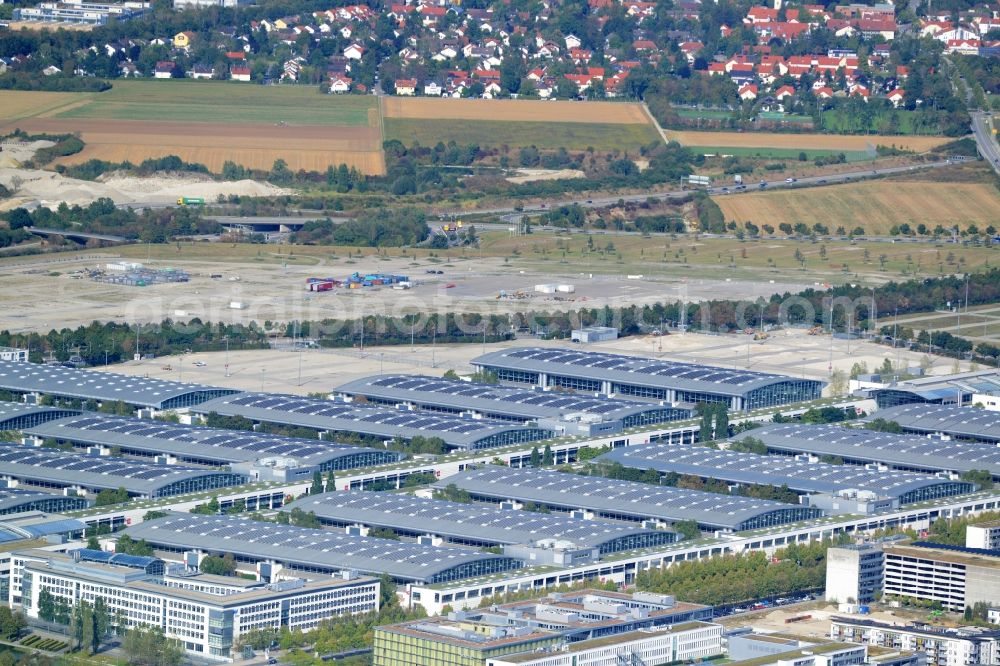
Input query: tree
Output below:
<box><xmin>326</xmin><ymin>470</ymin><xmax>336</xmax><ymax>492</ymax></box>
<box><xmin>86</xmin><ymin>535</ymin><xmax>101</xmax><ymax>550</ymax></box>
<box><xmin>199</xmin><ymin>554</ymin><xmax>237</xmax><ymax>576</ymax></box>
<box><xmin>960</xmin><ymin>469</ymin><xmax>993</xmax><ymax>489</ymax></box>
<box><xmin>529</xmin><ymin>446</ymin><xmax>541</xmax><ymax>468</ymax></box>
<box><xmin>123</xmin><ymin>625</ymin><xmax>185</xmax><ymax>666</ymax></box>
<box><xmin>542</xmin><ymin>443</ymin><xmax>554</xmax><ymax>466</ymax></box>
<box><xmin>311</xmin><ymin>470</ymin><xmax>324</xmax><ymax>495</ymax></box>
<box><xmin>94</xmin><ymin>486</ymin><xmax>130</xmax><ymax>506</ymax></box>
<box><xmin>37</xmin><ymin>588</ymin><xmax>56</xmax><ymax>623</ymax></box>
<box><xmin>673</xmin><ymin>520</ymin><xmax>700</xmax><ymax>541</ymax></box>
<box><xmin>0</xmin><ymin>607</ymin><xmax>25</xmax><ymax>641</ymax></box>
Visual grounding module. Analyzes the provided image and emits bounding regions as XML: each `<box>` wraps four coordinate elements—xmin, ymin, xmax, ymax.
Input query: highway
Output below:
<box><xmin>971</xmin><ymin>112</ymin><xmax>1000</xmax><ymax>175</ymax></box>
<box><xmin>438</xmin><ymin>158</ymin><xmax>963</xmax><ymax>217</ymax></box>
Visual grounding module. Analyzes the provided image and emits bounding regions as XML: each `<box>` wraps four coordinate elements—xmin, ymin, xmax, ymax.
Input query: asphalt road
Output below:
<box><xmin>971</xmin><ymin>112</ymin><xmax>1000</xmax><ymax>176</ymax></box>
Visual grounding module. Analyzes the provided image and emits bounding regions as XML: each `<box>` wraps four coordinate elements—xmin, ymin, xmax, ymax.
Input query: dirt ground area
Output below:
<box><xmin>0</xmin><ymin>246</ymin><xmax>814</xmax><ymax>333</ymax></box>
<box><xmin>667</xmin><ymin>130</ymin><xmax>949</xmax><ymax>152</ymax></box>
<box><xmin>724</xmin><ymin>604</ymin><xmax>963</xmax><ymax>638</ymax></box>
<box><xmin>5</xmin><ymin>118</ymin><xmax>385</xmax><ymax>175</ymax></box>
<box><xmin>506</xmin><ymin>168</ymin><xmax>586</xmax><ymax>183</ymax></box>
<box><xmin>0</xmin><ymin>167</ymin><xmax>290</xmax><ymax>210</ymax></box>
<box><xmin>94</xmin><ymin>321</ymin><xmax>968</xmax><ymax>398</ymax></box>
<box><xmin>382</xmin><ymin>97</ymin><xmax>650</xmax><ymax>124</ymax></box>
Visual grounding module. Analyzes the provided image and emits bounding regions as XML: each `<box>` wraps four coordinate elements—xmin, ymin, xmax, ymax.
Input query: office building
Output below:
<box><xmin>965</xmin><ymin>520</ymin><xmax>1000</xmax><ymax>550</ymax></box>
<box><xmin>374</xmin><ymin>590</ymin><xmax>719</xmax><ymax>666</ymax></box>
<box><xmin>12</xmin><ymin>0</ymin><xmax>149</xmax><ymax>24</ymax></box>
<box><xmin>471</xmin><ymin>348</ymin><xmax>824</xmax><ymax>411</ymax></box>
<box><xmin>871</xmin><ymin>370</ymin><xmax>1000</xmax><ymax>409</ymax></box>
<box><xmin>882</xmin><ymin>542</ymin><xmax>1000</xmax><ymax>611</ymax></box>
<box><xmin>13</xmin><ymin>548</ymin><xmax>379</xmax><ymax>661</ymax></box>
<box><xmin>825</xmin><ymin>543</ymin><xmax>886</xmax><ymax>604</ymax></box>
<box><xmin>0</xmin><ymin>348</ymin><xmax>28</xmax><ymax>363</ymax></box>
<box><xmin>831</xmin><ymin>618</ymin><xmax>1000</xmax><ymax>666</ymax></box>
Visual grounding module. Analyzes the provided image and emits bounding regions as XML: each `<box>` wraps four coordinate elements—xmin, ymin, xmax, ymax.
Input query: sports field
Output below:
<box><xmin>667</xmin><ymin>130</ymin><xmax>949</xmax><ymax>153</ymax></box>
<box><xmin>713</xmin><ymin>180</ymin><xmax>1000</xmax><ymax>236</ymax></box>
<box><xmin>0</xmin><ymin>82</ymin><xmax>386</xmax><ymax>175</ymax></box>
<box><xmin>383</xmin><ymin>96</ymin><xmax>660</xmax><ymax>151</ymax></box>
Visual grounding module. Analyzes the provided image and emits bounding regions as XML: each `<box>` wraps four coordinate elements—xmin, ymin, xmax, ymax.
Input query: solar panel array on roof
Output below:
<box><xmin>0</xmin><ymin>444</ymin><xmax>247</xmax><ymax>497</ymax></box>
<box><xmin>335</xmin><ymin>375</ymin><xmax>692</xmax><ymax>425</ymax></box>
<box><xmin>0</xmin><ymin>360</ymin><xmax>241</xmax><ymax>409</ymax></box>
<box><xmin>192</xmin><ymin>393</ymin><xmax>554</xmax><ymax>450</ymax></box>
<box><xmin>873</xmin><ymin>404</ymin><xmax>1000</xmax><ymax>444</ymax></box>
<box><xmin>596</xmin><ymin>443</ymin><xmax>973</xmax><ymax>504</ymax></box>
<box><xmin>24</xmin><ymin>412</ymin><xmax>403</xmax><ymax>470</ymax></box>
<box><xmin>753</xmin><ymin>423</ymin><xmax>1000</xmax><ymax>477</ymax></box>
<box><xmin>470</xmin><ymin>348</ymin><xmax>824</xmax><ymax>410</ymax></box>
<box><xmin>432</xmin><ymin>466</ymin><xmax>822</xmax><ymax>531</ymax></box>
<box><xmin>284</xmin><ymin>491</ymin><xmax>676</xmax><ymax>554</ymax></box>
<box><xmin>125</xmin><ymin>513</ymin><xmax>524</xmax><ymax>584</ymax></box>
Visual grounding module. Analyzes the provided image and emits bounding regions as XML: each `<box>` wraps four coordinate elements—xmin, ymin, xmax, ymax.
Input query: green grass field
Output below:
<box><xmin>696</xmin><ymin>146</ymin><xmax>872</xmax><ymax>161</ymax></box>
<box><xmin>820</xmin><ymin>109</ymin><xmax>939</xmax><ymax>135</ymax></box>
<box><xmin>54</xmin><ymin>80</ymin><xmax>376</xmax><ymax>125</ymax></box>
<box><xmin>384</xmin><ymin>117</ymin><xmax>660</xmax><ymax>151</ymax></box>
<box><xmin>675</xmin><ymin>108</ymin><xmax>733</xmax><ymax>120</ymax></box>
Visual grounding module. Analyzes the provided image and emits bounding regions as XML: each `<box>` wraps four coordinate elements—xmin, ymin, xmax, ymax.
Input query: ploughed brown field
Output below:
<box><xmin>382</xmin><ymin>97</ymin><xmax>650</xmax><ymax>124</ymax></box>
<box><xmin>7</xmin><ymin>118</ymin><xmax>386</xmax><ymax>174</ymax></box>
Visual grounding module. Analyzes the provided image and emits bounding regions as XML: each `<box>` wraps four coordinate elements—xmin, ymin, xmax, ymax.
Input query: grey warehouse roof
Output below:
<box><xmin>0</xmin><ymin>444</ymin><xmax>247</xmax><ymax>497</ymax></box>
<box><xmin>193</xmin><ymin>392</ymin><xmax>553</xmax><ymax>450</ymax></box>
<box><xmin>0</xmin><ymin>402</ymin><xmax>81</xmax><ymax>430</ymax></box>
<box><xmin>873</xmin><ymin>370</ymin><xmax>1000</xmax><ymax>404</ymax></box>
<box><xmin>125</xmin><ymin>513</ymin><xmax>524</xmax><ymax>584</ymax></box>
<box><xmin>873</xmin><ymin>404</ymin><xmax>1000</xmax><ymax>444</ymax></box>
<box><xmin>433</xmin><ymin>466</ymin><xmax>822</xmax><ymax>531</ymax></box>
<box><xmin>596</xmin><ymin>443</ymin><xmax>973</xmax><ymax>502</ymax></box>
<box><xmin>335</xmin><ymin>374</ymin><xmax>692</xmax><ymax>424</ymax></box>
<box><xmin>0</xmin><ymin>488</ymin><xmax>90</xmax><ymax>515</ymax></box>
<box><xmin>284</xmin><ymin>491</ymin><xmax>676</xmax><ymax>553</ymax></box>
<box><xmin>471</xmin><ymin>347</ymin><xmax>824</xmax><ymax>397</ymax></box>
<box><xmin>24</xmin><ymin>413</ymin><xmax>404</xmax><ymax>470</ymax></box>
<box><xmin>0</xmin><ymin>360</ymin><xmax>240</xmax><ymax>409</ymax></box>
<box><xmin>753</xmin><ymin>423</ymin><xmax>1000</xmax><ymax>478</ymax></box>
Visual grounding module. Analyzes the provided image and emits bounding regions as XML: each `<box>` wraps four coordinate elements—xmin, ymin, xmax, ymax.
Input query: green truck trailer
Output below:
<box><xmin>176</xmin><ymin>197</ymin><xmax>205</xmax><ymax>206</ymax></box>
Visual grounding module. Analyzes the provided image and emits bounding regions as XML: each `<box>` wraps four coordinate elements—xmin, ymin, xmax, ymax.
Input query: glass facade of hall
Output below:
<box><xmin>614</xmin><ymin>383</ymin><xmax>668</xmax><ymax>400</ymax></box>
<box><xmin>598</xmin><ymin>530</ymin><xmax>676</xmax><ymax>555</ymax></box>
<box><xmin>736</xmin><ymin>507</ymin><xmax>822</xmax><ymax>531</ymax></box>
<box><xmin>0</xmin><ymin>409</ymin><xmax>79</xmax><ymax>430</ymax></box>
<box><xmin>898</xmin><ymin>481</ymin><xmax>976</xmax><ymax>505</ymax></box>
<box><xmin>0</xmin><ymin>495</ymin><xmax>89</xmax><ymax>515</ymax></box>
<box><xmin>152</xmin><ymin>473</ymin><xmax>248</xmax><ymax>498</ymax></box>
<box><xmin>468</xmin><ymin>428</ymin><xmax>553</xmax><ymax>450</ymax></box>
<box><xmin>547</xmin><ymin>375</ymin><xmax>602</xmax><ymax>392</ymax></box>
<box><xmin>161</xmin><ymin>389</ymin><xmax>241</xmax><ymax>410</ymax></box>
<box><xmin>743</xmin><ymin>380</ymin><xmax>823</xmax><ymax>410</ymax></box>
<box><xmin>873</xmin><ymin>389</ymin><xmax>968</xmax><ymax>409</ymax></box>
<box><xmin>620</xmin><ymin>409</ymin><xmax>690</xmax><ymax>429</ymax></box>
<box><xmin>318</xmin><ymin>451</ymin><xmax>401</xmax><ymax>472</ymax></box>
<box><xmin>491</xmin><ymin>368</ymin><xmax>539</xmax><ymax>384</ymax></box>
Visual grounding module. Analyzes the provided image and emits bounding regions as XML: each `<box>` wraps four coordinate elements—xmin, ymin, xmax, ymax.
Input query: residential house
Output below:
<box><xmin>395</xmin><ymin>78</ymin><xmax>417</xmax><ymax>95</ymax></box>
<box><xmin>172</xmin><ymin>31</ymin><xmax>195</xmax><ymax>49</ymax></box>
<box><xmin>154</xmin><ymin>61</ymin><xmax>176</xmax><ymax>79</ymax></box>
<box><xmin>887</xmin><ymin>88</ymin><xmax>905</xmax><ymax>107</ymax></box>
<box><xmin>738</xmin><ymin>83</ymin><xmax>758</xmax><ymax>101</ymax></box>
<box><xmin>188</xmin><ymin>64</ymin><xmax>215</xmax><ymax>79</ymax></box>
<box><xmin>230</xmin><ymin>65</ymin><xmax>251</xmax><ymax>81</ymax></box>
<box><xmin>424</xmin><ymin>81</ymin><xmax>443</xmax><ymax>96</ymax></box>
<box><xmin>328</xmin><ymin>75</ymin><xmax>352</xmax><ymax>93</ymax></box>
<box><xmin>343</xmin><ymin>43</ymin><xmax>365</xmax><ymax>60</ymax></box>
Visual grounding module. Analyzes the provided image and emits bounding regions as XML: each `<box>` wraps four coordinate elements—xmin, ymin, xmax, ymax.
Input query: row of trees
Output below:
<box><xmin>635</xmin><ymin>536</ymin><xmax>849</xmax><ymax>606</ymax></box>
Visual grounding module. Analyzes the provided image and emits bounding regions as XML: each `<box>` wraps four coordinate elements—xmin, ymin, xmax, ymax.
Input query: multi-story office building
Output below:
<box><xmin>831</xmin><ymin>618</ymin><xmax>1000</xmax><ymax>666</ymax></box>
<box><xmin>825</xmin><ymin>543</ymin><xmax>887</xmax><ymax>604</ymax></box>
<box><xmin>965</xmin><ymin>520</ymin><xmax>1000</xmax><ymax>550</ymax></box>
<box><xmin>485</xmin><ymin>623</ymin><xmax>723</xmax><ymax>666</ymax></box>
<box><xmin>12</xmin><ymin>548</ymin><xmax>379</xmax><ymax>661</ymax></box>
<box><xmin>882</xmin><ymin>543</ymin><xmax>1000</xmax><ymax>612</ymax></box>
<box><xmin>375</xmin><ymin>594</ymin><xmax>721</xmax><ymax>666</ymax></box>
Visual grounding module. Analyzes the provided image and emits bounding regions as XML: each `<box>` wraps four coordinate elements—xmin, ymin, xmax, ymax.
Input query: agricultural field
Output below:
<box><xmin>0</xmin><ymin>82</ymin><xmax>386</xmax><ymax>175</ymax></box>
<box><xmin>0</xmin><ymin>90</ymin><xmax>82</xmax><ymax>122</ymax></box>
<box><xmin>713</xmin><ymin>179</ymin><xmax>1000</xmax><ymax>236</ymax></box>
<box><xmin>382</xmin><ymin>96</ymin><xmax>660</xmax><ymax>151</ymax></box>
<box><xmin>697</xmin><ymin>146</ymin><xmax>872</xmax><ymax>162</ymax></box>
<box><xmin>666</xmin><ymin>130</ymin><xmax>949</xmax><ymax>153</ymax></box>
<box><xmin>384</xmin><ymin>117</ymin><xmax>659</xmax><ymax>151</ymax></box>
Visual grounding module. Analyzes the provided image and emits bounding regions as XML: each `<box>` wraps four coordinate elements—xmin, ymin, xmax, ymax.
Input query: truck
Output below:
<box><xmin>176</xmin><ymin>197</ymin><xmax>205</xmax><ymax>206</ymax></box>
<box><xmin>734</xmin><ymin>174</ymin><xmax>743</xmax><ymax>185</ymax></box>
